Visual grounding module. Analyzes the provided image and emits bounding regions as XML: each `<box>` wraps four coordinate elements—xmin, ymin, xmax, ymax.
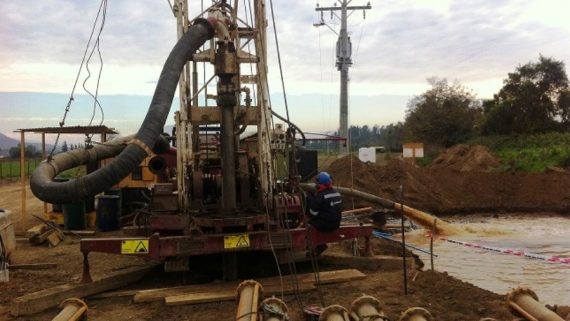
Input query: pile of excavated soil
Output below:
<box><xmin>326</xmin><ymin>155</ymin><xmax>570</xmax><ymax>214</ymax></box>
<box><xmin>430</xmin><ymin>144</ymin><xmax>500</xmax><ymax>172</ymax></box>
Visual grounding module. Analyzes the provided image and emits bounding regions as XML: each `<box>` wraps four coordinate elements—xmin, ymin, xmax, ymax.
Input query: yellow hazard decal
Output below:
<box><xmin>121</xmin><ymin>239</ymin><xmax>149</xmax><ymax>254</ymax></box>
<box><xmin>224</xmin><ymin>234</ymin><xmax>250</xmax><ymax>249</ymax></box>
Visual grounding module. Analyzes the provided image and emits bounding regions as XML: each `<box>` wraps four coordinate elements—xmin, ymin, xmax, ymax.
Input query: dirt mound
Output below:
<box><xmin>326</xmin><ymin>155</ymin><xmax>570</xmax><ymax>214</ymax></box>
<box><xmin>430</xmin><ymin>144</ymin><xmax>500</xmax><ymax>172</ymax></box>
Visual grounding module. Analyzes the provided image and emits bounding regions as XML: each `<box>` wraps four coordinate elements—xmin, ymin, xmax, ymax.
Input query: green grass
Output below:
<box><xmin>469</xmin><ymin>132</ymin><xmax>570</xmax><ymax>172</ymax></box>
<box><xmin>0</xmin><ymin>159</ymin><xmax>41</xmax><ymax>179</ymax></box>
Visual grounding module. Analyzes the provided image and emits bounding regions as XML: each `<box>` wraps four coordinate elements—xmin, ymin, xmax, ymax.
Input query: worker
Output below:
<box><xmin>306</xmin><ymin>171</ymin><xmax>343</xmax><ymax>232</ymax></box>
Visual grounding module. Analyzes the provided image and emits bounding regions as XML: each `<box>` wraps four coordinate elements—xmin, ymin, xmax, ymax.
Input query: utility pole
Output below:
<box><xmin>315</xmin><ymin>1</ymin><xmax>371</xmax><ymax>154</ymax></box>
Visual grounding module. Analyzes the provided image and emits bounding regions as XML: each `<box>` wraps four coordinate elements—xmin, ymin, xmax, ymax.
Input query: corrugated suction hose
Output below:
<box><xmin>30</xmin><ymin>19</ymin><xmax>214</xmax><ymax>204</ymax></box>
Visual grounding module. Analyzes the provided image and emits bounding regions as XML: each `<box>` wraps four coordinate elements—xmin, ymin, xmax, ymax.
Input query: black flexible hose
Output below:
<box><xmin>30</xmin><ymin>19</ymin><xmax>214</xmax><ymax>204</ymax></box>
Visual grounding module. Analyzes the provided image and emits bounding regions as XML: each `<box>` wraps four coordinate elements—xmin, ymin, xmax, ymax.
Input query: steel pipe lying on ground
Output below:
<box><xmin>259</xmin><ymin>297</ymin><xmax>289</xmax><ymax>321</ymax></box>
<box><xmin>236</xmin><ymin>280</ymin><xmax>263</xmax><ymax>321</ymax></box>
<box><xmin>349</xmin><ymin>295</ymin><xmax>386</xmax><ymax>321</ymax></box>
<box><xmin>507</xmin><ymin>287</ymin><xmax>564</xmax><ymax>321</ymax></box>
<box><xmin>30</xmin><ymin>18</ymin><xmax>215</xmax><ymax>204</ymax></box>
<box><xmin>399</xmin><ymin>307</ymin><xmax>434</xmax><ymax>321</ymax></box>
<box><xmin>51</xmin><ymin>298</ymin><xmax>87</xmax><ymax>321</ymax></box>
<box><xmin>319</xmin><ymin>305</ymin><xmax>350</xmax><ymax>321</ymax></box>
<box><xmin>299</xmin><ymin>183</ymin><xmax>456</xmax><ymax>234</ymax></box>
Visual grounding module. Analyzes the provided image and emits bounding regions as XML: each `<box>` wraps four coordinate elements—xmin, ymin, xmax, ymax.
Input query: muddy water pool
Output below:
<box><xmin>407</xmin><ymin>214</ymin><xmax>570</xmax><ymax>305</ymax></box>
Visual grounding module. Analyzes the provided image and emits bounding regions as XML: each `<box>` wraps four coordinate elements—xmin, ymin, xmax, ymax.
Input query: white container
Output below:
<box><xmin>358</xmin><ymin>147</ymin><xmax>376</xmax><ymax>163</ymax></box>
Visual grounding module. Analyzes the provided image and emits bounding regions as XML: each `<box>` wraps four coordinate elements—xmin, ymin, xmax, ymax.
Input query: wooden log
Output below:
<box><xmin>11</xmin><ymin>264</ymin><xmax>159</xmax><ymax>316</ymax></box>
<box><xmin>134</xmin><ymin>268</ymin><xmax>365</xmax><ymax>303</ymax></box>
<box><xmin>8</xmin><ymin>263</ymin><xmax>57</xmax><ymax>270</ymax></box>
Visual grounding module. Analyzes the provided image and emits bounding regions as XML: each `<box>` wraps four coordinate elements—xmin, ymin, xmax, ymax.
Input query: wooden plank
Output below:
<box><xmin>11</xmin><ymin>264</ymin><xmax>158</xmax><ymax>316</ymax></box>
<box><xmin>134</xmin><ymin>269</ymin><xmax>364</xmax><ymax>303</ymax></box>
<box><xmin>31</xmin><ymin>229</ymin><xmax>55</xmax><ymax>245</ymax></box>
<box><xmin>46</xmin><ymin>232</ymin><xmax>62</xmax><ymax>247</ymax></box>
<box><xmin>25</xmin><ymin>224</ymin><xmax>47</xmax><ymax>238</ymax></box>
<box><xmin>87</xmin><ymin>289</ymin><xmax>140</xmax><ymax>300</ymax></box>
<box><xmin>165</xmin><ymin>281</ymin><xmax>315</xmax><ymax>306</ymax></box>
<box><xmin>66</xmin><ymin>230</ymin><xmax>96</xmax><ymax>236</ymax></box>
<box><xmin>8</xmin><ymin>263</ymin><xmax>57</xmax><ymax>270</ymax></box>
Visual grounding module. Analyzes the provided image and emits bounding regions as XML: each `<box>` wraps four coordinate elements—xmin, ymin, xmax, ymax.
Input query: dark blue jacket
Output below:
<box><xmin>307</xmin><ymin>187</ymin><xmax>343</xmax><ymax>232</ymax></box>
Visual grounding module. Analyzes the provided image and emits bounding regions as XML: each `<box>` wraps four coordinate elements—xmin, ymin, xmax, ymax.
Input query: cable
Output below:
<box><xmin>83</xmin><ymin>0</ymin><xmax>108</xmax><ymax>146</ymax></box>
<box><xmin>270</xmin><ymin>110</ymin><xmax>306</xmax><ymax>145</ymax></box>
<box><xmin>49</xmin><ymin>0</ymin><xmax>108</xmax><ymax>159</ymax></box>
<box><xmin>267</xmin><ymin>0</ymin><xmax>290</xmax><ymax>122</ymax></box>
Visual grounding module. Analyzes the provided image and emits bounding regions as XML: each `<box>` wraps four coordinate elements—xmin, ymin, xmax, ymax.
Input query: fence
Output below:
<box><xmin>0</xmin><ymin>158</ymin><xmax>41</xmax><ymax>180</ymax></box>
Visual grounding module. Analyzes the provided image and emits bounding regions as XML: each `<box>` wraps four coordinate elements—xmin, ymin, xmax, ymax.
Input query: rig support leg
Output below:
<box><xmin>507</xmin><ymin>288</ymin><xmax>564</xmax><ymax>321</ymax></box>
<box><xmin>80</xmin><ymin>252</ymin><xmax>92</xmax><ymax>283</ymax></box>
<box><xmin>236</xmin><ymin>280</ymin><xmax>263</xmax><ymax>321</ymax></box>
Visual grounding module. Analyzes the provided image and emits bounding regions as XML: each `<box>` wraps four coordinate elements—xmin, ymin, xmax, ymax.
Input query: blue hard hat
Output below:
<box><xmin>316</xmin><ymin>172</ymin><xmax>332</xmax><ymax>185</ymax></box>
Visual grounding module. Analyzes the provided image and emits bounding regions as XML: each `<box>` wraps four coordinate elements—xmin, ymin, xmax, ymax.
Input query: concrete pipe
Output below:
<box><xmin>259</xmin><ymin>297</ymin><xmax>289</xmax><ymax>321</ymax></box>
<box><xmin>399</xmin><ymin>307</ymin><xmax>434</xmax><ymax>321</ymax></box>
<box><xmin>319</xmin><ymin>305</ymin><xmax>350</xmax><ymax>321</ymax></box>
<box><xmin>236</xmin><ymin>280</ymin><xmax>263</xmax><ymax>321</ymax></box>
<box><xmin>51</xmin><ymin>298</ymin><xmax>87</xmax><ymax>321</ymax></box>
<box><xmin>350</xmin><ymin>295</ymin><xmax>387</xmax><ymax>321</ymax></box>
<box><xmin>506</xmin><ymin>287</ymin><xmax>564</xmax><ymax>321</ymax></box>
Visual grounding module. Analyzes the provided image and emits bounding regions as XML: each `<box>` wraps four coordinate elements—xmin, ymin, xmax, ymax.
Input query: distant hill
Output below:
<box><xmin>0</xmin><ymin>132</ymin><xmax>57</xmax><ymax>157</ymax></box>
<box><xmin>0</xmin><ymin>133</ymin><xmax>19</xmax><ymax>150</ymax></box>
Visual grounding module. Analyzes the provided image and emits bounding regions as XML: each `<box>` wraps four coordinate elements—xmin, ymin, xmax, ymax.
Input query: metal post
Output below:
<box><xmin>20</xmin><ymin>131</ymin><xmax>27</xmax><ymax>230</ymax></box>
<box><xmin>315</xmin><ymin>1</ymin><xmax>371</xmax><ymax>154</ymax></box>
<box><xmin>400</xmin><ymin>185</ymin><xmax>408</xmax><ymax>295</ymax></box>
<box><xmin>430</xmin><ymin>219</ymin><xmax>436</xmax><ymax>271</ymax></box>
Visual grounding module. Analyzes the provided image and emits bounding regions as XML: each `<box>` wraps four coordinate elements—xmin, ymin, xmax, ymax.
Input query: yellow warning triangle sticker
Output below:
<box><xmin>236</xmin><ymin>235</ymin><xmax>249</xmax><ymax>247</ymax></box>
<box><xmin>134</xmin><ymin>240</ymin><xmax>148</xmax><ymax>253</ymax></box>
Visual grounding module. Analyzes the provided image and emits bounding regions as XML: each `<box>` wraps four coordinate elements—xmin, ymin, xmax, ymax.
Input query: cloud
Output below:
<box><xmin>1</xmin><ymin>0</ymin><xmax>570</xmax><ymax>133</ymax></box>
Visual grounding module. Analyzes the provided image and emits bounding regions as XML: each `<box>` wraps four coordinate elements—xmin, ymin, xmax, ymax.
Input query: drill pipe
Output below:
<box><xmin>299</xmin><ymin>183</ymin><xmax>456</xmax><ymax>234</ymax></box>
<box><xmin>349</xmin><ymin>295</ymin><xmax>386</xmax><ymax>321</ymax></box>
<box><xmin>507</xmin><ymin>287</ymin><xmax>564</xmax><ymax>321</ymax></box>
<box><xmin>30</xmin><ymin>18</ymin><xmax>214</xmax><ymax>204</ymax></box>
<box><xmin>51</xmin><ymin>298</ymin><xmax>87</xmax><ymax>321</ymax></box>
<box><xmin>399</xmin><ymin>307</ymin><xmax>434</xmax><ymax>321</ymax></box>
<box><xmin>236</xmin><ymin>280</ymin><xmax>263</xmax><ymax>321</ymax></box>
<box><xmin>319</xmin><ymin>305</ymin><xmax>350</xmax><ymax>321</ymax></box>
<box><xmin>259</xmin><ymin>297</ymin><xmax>289</xmax><ymax>321</ymax></box>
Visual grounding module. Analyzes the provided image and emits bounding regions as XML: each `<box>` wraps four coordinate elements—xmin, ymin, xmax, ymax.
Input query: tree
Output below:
<box><xmin>482</xmin><ymin>55</ymin><xmax>570</xmax><ymax>134</ymax></box>
<box><xmin>405</xmin><ymin>78</ymin><xmax>481</xmax><ymax>147</ymax></box>
<box><xmin>9</xmin><ymin>144</ymin><xmax>40</xmax><ymax>159</ymax></box>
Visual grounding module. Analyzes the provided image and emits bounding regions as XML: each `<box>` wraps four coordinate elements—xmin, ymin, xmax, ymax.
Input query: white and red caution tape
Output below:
<box><xmin>433</xmin><ymin>235</ymin><xmax>570</xmax><ymax>265</ymax></box>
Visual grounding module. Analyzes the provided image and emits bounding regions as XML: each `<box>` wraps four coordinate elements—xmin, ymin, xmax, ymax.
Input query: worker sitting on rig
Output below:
<box><xmin>306</xmin><ymin>172</ymin><xmax>343</xmax><ymax>232</ymax></box>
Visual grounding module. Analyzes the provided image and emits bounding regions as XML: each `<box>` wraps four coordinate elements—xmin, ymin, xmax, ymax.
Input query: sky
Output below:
<box><xmin>1</xmin><ymin>0</ymin><xmax>569</xmax><ymax>143</ymax></box>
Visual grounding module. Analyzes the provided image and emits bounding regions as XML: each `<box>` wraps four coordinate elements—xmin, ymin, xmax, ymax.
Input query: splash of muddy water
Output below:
<box><xmin>407</xmin><ymin>214</ymin><xmax>570</xmax><ymax>305</ymax></box>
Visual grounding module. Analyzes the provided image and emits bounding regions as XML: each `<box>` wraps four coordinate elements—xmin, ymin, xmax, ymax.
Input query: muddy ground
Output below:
<box><xmin>2</xmin><ymin>148</ymin><xmax>570</xmax><ymax>320</ymax></box>
<box><xmin>2</xmin><ymin>237</ymin><xmax>519</xmax><ymax>321</ymax></box>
